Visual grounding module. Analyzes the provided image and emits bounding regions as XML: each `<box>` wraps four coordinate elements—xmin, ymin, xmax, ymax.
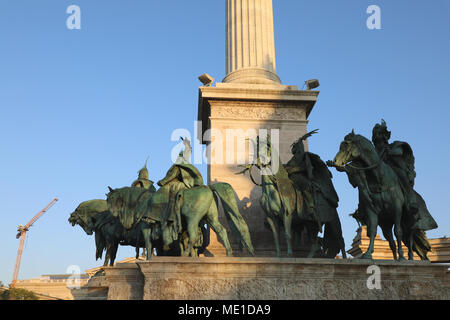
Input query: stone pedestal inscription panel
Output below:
<box><xmin>129</xmin><ymin>257</ymin><xmax>448</xmax><ymax>300</ymax></box>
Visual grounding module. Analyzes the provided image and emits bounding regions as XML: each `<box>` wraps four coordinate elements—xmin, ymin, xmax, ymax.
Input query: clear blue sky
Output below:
<box><xmin>0</xmin><ymin>0</ymin><xmax>449</xmax><ymax>285</ymax></box>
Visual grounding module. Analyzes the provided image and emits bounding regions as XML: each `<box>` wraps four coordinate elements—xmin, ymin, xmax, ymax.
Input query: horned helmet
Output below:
<box><xmin>137</xmin><ymin>157</ymin><xmax>149</xmax><ymax>180</ymax></box>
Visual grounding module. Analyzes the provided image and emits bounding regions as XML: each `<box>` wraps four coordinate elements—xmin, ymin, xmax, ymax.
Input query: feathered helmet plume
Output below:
<box><xmin>291</xmin><ymin>129</ymin><xmax>319</xmax><ymax>155</ymax></box>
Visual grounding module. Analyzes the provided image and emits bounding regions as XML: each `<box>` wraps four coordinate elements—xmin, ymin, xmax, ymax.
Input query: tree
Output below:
<box><xmin>1</xmin><ymin>288</ymin><xmax>38</xmax><ymax>300</ymax></box>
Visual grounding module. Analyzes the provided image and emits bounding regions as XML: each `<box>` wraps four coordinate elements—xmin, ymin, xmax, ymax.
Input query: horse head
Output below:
<box><xmin>333</xmin><ymin>130</ymin><xmax>378</xmax><ymax>168</ymax></box>
<box><xmin>68</xmin><ymin>199</ymin><xmax>108</xmax><ymax>235</ymax></box>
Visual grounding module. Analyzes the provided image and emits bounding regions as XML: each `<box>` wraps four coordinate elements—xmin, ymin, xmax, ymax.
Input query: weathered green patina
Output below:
<box><xmin>70</xmin><ymin>138</ymin><xmax>254</xmax><ymax>261</ymax></box>
<box><xmin>238</xmin><ymin>133</ymin><xmax>346</xmax><ymax>258</ymax></box>
<box><xmin>131</xmin><ymin>157</ymin><xmax>157</xmax><ymax>192</ymax></box>
<box><xmin>68</xmin><ymin>199</ymin><xmax>161</xmax><ymax>266</ymax></box>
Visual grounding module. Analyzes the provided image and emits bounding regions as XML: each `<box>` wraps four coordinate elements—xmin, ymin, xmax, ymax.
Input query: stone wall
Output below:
<box><xmin>91</xmin><ymin>257</ymin><xmax>449</xmax><ymax>300</ymax></box>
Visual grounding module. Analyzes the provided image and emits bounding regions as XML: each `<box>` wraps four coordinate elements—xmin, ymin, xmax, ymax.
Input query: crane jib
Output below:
<box><xmin>11</xmin><ymin>198</ymin><xmax>58</xmax><ymax>287</ymax></box>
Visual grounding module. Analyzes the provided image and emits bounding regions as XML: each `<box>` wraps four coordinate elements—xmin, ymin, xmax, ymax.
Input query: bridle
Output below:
<box><xmin>343</xmin><ymin>140</ymin><xmax>383</xmax><ymax>171</ymax></box>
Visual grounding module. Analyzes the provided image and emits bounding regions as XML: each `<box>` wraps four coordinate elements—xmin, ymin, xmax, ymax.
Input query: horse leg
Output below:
<box><xmin>266</xmin><ymin>216</ymin><xmax>281</xmax><ymax>258</ymax></box>
<box><xmin>209</xmin><ymin>221</ymin><xmax>233</xmax><ymax>256</ymax></box>
<box><xmin>394</xmin><ymin>220</ymin><xmax>406</xmax><ymax>261</ymax></box>
<box><xmin>206</xmin><ymin>204</ymin><xmax>233</xmax><ymax>257</ymax></box>
<box><xmin>381</xmin><ymin>224</ymin><xmax>397</xmax><ymax>260</ymax></box>
<box><xmin>283</xmin><ymin>212</ymin><xmax>294</xmax><ymax>257</ymax></box>
<box><xmin>141</xmin><ymin>225</ymin><xmax>153</xmax><ymax>260</ymax></box>
<box><xmin>104</xmin><ymin>244</ymin><xmax>112</xmax><ymax>266</ymax></box>
<box><xmin>181</xmin><ymin>196</ymin><xmax>209</xmax><ymax>257</ymax></box>
<box><xmin>183</xmin><ymin>218</ymin><xmax>201</xmax><ymax>257</ymax></box>
<box><xmin>135</xmin><ymin>246</ymin><xmax>140</xmax><ymax>259</ymax></box>
<box><xmin>337</xmin><ymin>225</ymin><xmax>347</xmax><ymax>259</ymax></box>
<box><xmin>161</xmin><ymin>224</ymin><xmax>174</xmax><ymax>254</ymax></box>
<box><xmin>103</xmin><ymin>253</ymin><xmax>109</xmax><ymax>267</ymax></box>
<box><xmin>362</xmin><ymin>211</ymin><xmax>378</xmax><ymax>259</ymax></box>
<box><xmin>406</xmin><ymin>229</ymin><xmax>415</xmax><ymax>261</ymax></box>
<box><xmin>306</xmin><ymin>222</ymin><xmax>320</xmax><ymax>258</ymax></box>
<box><xmin>109</xmin><ymin>243</ymin><xmax>119</xmax><ymax>266</ymax></box>
<box><xmin>261</xmin><ymin>194</ymin><xmax>281</xmax><ymax>257</ymax></box>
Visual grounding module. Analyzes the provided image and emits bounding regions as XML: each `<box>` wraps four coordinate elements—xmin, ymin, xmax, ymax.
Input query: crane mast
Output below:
<box><xmin>11</xmin><ymin>198</ymin><xmax>59</xmax><ymax>288</ymax></box>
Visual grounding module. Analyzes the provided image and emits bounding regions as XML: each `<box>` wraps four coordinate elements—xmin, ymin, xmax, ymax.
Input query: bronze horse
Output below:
<box><xmin>239</xmin><ymin>136</ymin><xmax>346</xmax><ymax>258</ymax></box>
<box><xmin>329</xmin><ymin>131</ymin><xmax>410</xmax><ymax>260</ymax></box>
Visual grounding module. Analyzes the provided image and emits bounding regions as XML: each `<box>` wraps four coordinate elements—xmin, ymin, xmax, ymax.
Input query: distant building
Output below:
<box><xmin>13</xmin><ymin>257</ymin><xmax>144</xmax><ymax>300</ymax></box>
<box><xmin>13</xmin><ymin>274</ymin><xmax>90</xmax><ymax>300</ymax></box>
<box><xmin>348</xmin><ymin>226</ymin><xmax>450</xmax><ymax>262</ymax></box>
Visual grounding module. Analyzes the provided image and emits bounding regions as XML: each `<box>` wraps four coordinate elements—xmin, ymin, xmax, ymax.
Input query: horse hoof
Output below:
<box><xmin>361</xmin><ymin>253</ymin><xmax>372</xmax><ymax>259</ymax></box>
<box><xmin>397</xmin><ymin>257</ymin><xmax>406</xmax><ymax>262</ymax></box>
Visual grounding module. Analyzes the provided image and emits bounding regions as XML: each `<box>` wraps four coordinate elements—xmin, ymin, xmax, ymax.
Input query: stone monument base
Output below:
<box><xmin>77</xmin><ymin>257</ymin><xmax>449</xmax><ymax>300</ymax></box>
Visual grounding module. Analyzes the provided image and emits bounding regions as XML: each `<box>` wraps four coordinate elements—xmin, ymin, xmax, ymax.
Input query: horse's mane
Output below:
<box><xmin>345</xmin><ymin>133</ymin><xmax>379</xmax><ymax>163</ymax></box>
<box><xmin>76</xmin><ymin>199</ymin><xmax>108</xmax><ymax>217</ymax></box>
<box><xmin>107</xmin><ymin>187</ymin><xmax>151</xmax><ymax>229</ymax></box>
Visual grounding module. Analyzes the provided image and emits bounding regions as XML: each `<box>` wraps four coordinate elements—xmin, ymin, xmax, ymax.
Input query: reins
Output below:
<box><xmin>345</xmin><ymin>159</ymin><xmax>381</xmax><ymax>171</ymax></box>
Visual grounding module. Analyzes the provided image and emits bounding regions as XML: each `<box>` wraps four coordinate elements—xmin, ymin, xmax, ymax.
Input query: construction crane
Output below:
<box><xmin>11</xmin><ymin>198</ymin><xmax>59</xmax><ymax>288</ymax></box>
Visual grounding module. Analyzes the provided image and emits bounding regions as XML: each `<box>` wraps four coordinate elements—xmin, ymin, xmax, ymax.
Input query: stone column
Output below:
<box><xmin>224</xmin><ymin>0</ymin><xmax>281</xmax><ymax>84</ymax></box>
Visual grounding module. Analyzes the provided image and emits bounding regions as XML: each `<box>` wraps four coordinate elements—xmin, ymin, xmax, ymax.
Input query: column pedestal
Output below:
<box><xmin>133</xmin><ymin>257</ymin><xmax>449</xmax><ymax>300</ymax></box>
<box><xmin>103</xmin><ymin>263</ymin><xmax>144</xmax><ymax>300</ymax></box>
<box><xmin>198</xmin><ymin>83</ymin><xmax>319</xmax><ymax>257</ymax></box>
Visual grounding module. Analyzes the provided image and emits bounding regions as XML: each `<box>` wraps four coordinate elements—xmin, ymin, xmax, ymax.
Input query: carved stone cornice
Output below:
<box><xmin>210</xmin><ymin>101</ymin><xmax>307</xmax><ymax>122</ymax></box>
<box><xmin>198</xmin><ymin>85</ymin><xmax>318</xmax><ymax>143</ymax></box>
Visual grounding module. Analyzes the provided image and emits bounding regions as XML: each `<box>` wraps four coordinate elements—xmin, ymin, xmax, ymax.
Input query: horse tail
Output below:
<box><xmin>209</xmin><ymin>183</ymin><xmax>255</xmax><ymax>256</ymax></box>
<box><xmin>95</xmin><ymin>231</ymin><xmax>106</xmax><ymax>261</ymax></box>
<box><xmin>412</xmin><ymin>229</ymin><xmax>432</xmax><ymax>261</ymax></box>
